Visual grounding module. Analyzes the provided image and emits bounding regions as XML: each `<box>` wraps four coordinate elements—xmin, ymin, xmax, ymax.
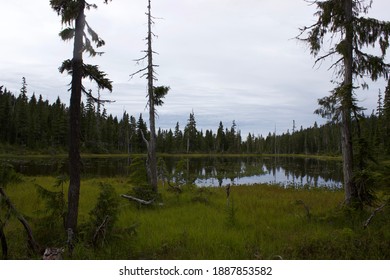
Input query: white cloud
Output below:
<box><xmin>1</xmin><ymin>0</ymin><xmax>389</xmax><ymax>137</ymax></box>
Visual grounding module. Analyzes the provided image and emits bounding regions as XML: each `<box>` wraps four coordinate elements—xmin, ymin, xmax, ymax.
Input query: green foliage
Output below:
<box><xmin>88</xmin><ymin>183</ymin><xmax>119</xmax><ymax>247</ymax></box>
<box><xmin>59</xmin><ymin>27</ymin><xmax>75</xmax><ymax>41</ymax></box>
<box><xmin>3</xmin><ymin>176</ymin><xmax>390</xmax><ymax>259</ymax></box>
<box><xmin>2</xmin><ymin>81</ymin><xmax>390</xmax><ymax>157</ymax></box>
<box><xmin>0</xmin><ymin>163</ymin><xmax>21</xmax><ymax>188</ymax></box>
<box><xmin>225</xmin><ymin>197</ymin><xmax>237</xmax><ymax>228</ymax></box>
<box><xmin>50</xmin><ymin>0</ymin><xmax>81</xmax><ymax>25</ymax></box>
<box><xmin>352</xmin><ymin>169</ymin><xmax>377</xmax><ymax>207</ymax></box>
<box><xmin>128</xmin><ymin>157</ymin><xmax>148</xmax><ymax>186</ymax></box>
<box><xmin>153</xmin><ymin>86</ymin><xmax>170</xmax><ymax>107</ymax></box>
<box><xmin>33</xmin><ymin>175</ymin><xmax>67</xmax><ymax>246</ymax></box>
<box><xmin>35</xmin><ymin>185</ymin><xmax>66</xmax><ymax>224</ymax></box>
<box><xmin>128</xmin><ymin>157</ymin><xmax>156</xmax><ymax>201</ymax></box>
<box><xmin>298</xmin><ymin>0</ymin><xmax>390</xmax><ymax>207</ymax></box>
<box><xmin>59</xmin><ymin>61</ymin><xmax>112</xmax><ymax>93</ymax></box>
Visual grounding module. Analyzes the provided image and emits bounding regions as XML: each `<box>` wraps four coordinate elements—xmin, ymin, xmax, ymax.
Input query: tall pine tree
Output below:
<box><xmin>50</xmin><ymin>0</ymin><xmax>113</xmax><ymax>238</ymax></box>
<box><xmin>298</xmin><ymin>0</ymin><xmax>390</xmax><ymax>206</ymax></box>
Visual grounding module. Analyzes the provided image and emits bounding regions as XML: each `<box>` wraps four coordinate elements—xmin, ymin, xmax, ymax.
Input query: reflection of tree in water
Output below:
<box><xmin>166</xmin><ymin>156</ymin><xmax>343</xmax><ymax>188</ymax></box>
<box><xmin>262</xmin><ymin>157</ymin><xmax>342</xmax><ymax>188</ymax></box>
<box><xmin>5</xmin><ymin>156</ymin><xmax>343</xmax><ymax>188</ymax></box>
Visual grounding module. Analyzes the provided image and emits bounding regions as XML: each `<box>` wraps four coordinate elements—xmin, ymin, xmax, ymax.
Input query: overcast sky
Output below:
<box><xmin>1</xmin><ymin>0</ymin><xmax>389</xmax><ymax>137</ymax></box>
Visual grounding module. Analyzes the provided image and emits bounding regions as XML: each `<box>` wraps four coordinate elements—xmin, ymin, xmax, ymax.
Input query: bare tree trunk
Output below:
<box><xmin>0</xmin><ymin>220</ymin><xmax>8</xmax><ymax>259</ymax></box>
<box><xmin>146</xmin><ymin>0</ymin><xmax>158</xmax><ymax>193</ymax></box>
<box><xmin>67</xmin><ymin>0</ymin><xmax>85</xmax><ymax>233</ymax></box>
<box><xmin>342</xmin><ymin>0</ymin><xmax>355</xmax><ymax>205</ymax></box>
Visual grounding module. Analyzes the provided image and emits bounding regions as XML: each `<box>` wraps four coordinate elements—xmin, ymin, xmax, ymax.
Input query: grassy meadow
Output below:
<box><xmin>2</xmin><ymin>174</ymin><xmax>390</xmax><ymax>260</ymax></box>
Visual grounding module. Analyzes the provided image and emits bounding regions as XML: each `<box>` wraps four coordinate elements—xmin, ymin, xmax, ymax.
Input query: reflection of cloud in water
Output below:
<box><xmin>195</xmin><ymin>162</ymin><xmax>342</xmax><ymax>189</ymax></box>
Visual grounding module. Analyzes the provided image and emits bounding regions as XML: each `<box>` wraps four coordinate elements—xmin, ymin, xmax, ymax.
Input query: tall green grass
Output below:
<box><xmin>2</xmin><ymin>176</ymin><xmax>389</xmax><ymax>259</ymax></box>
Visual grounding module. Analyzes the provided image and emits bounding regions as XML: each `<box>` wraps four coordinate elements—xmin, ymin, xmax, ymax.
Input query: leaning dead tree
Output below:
<box><xmin>0</xmin><ymin>165</ymin><xmax>40</xmax><ymax>259</ymax></box>
<box><xmin>130</xmin><ymin>0</ymin><xmax>169</xmax><ymax>194</ymax></box>
<box><xmin>0</xmin><ymin>188</ymin><xmax>41</xmax><ymax>258</ymax></box>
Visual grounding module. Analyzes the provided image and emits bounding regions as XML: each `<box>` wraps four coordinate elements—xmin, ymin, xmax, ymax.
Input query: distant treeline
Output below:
<box><xmin>1</xmin><ymin>82</ymin><xmax>390</xmax><ymax>156</ymax></box>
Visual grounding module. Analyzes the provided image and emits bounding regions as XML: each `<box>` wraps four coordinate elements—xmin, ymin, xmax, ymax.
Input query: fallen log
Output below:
<box><xmin>120</xmin><ymin>194</ymin><xmax>156</xmax><ymax>205</ymax></box>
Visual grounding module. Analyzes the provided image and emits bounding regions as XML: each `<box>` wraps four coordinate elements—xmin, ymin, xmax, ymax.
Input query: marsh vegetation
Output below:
<box><xmin>1</xmin><ymin>156</ymin><xmax>389</xmax><ymax>260</ymax></box>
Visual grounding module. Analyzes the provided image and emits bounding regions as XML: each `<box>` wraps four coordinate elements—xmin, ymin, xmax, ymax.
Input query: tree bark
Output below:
<box><xmin>0</xmin><ymin>221</ymin><xmax>8</xmax><ymax>259</ymax></box>
<box><xmin>146</xmin><ymin>0</ymin><xmax>158</xmax><ymax>193</ymax></box>
<box><xmin>67</xmin><ymin>0</ymin><xmax>85</xmax><ymax>233</ymax></box>
<box><xmin>342</xmin><ymin>0</ymin><xmax>356</xmax><ymax>205</ymax></box>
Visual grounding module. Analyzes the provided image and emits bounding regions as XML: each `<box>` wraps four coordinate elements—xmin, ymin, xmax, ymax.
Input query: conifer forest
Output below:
<box><xmin>1</xmin><ymin>81</ymin><xmax>390</xmax><ymax>156</ymax></box>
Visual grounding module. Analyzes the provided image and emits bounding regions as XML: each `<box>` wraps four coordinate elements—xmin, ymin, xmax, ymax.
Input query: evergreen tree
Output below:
<box><xmin>204</xmin><ymin>129</ymin><xmax>215</xmax><ymax>153</ymax></box>
<box><xmin>0</xmin><ymin>87</ymin><xmax>13</xmax><ymax>144</ymax></box>
<box><xmin>298</xmin><ymin>0</ymin><xmax>390</xmax><ymax>206</ymax></box>
<box><xmin>50</xmin><ymin>0</ymin><xmax>113</xmax><ymax>236</ymax></box>
<box><xmin>14</xmin><ymin>78</ymin><xmax>29</xmax><ymax>146</ymax></box>
<box><xmin>136</xmin><ymin>114</ymin><xmax>148</xmax><ymax>153</ymax></box>
<box><xmin>216</xmin><ymin>121</ymin><xmax>225</xmax><ymax>152</ymax></box>
<box><xmin>173</xmin><ymin>122</ymin><xmax>183</xmax><ymax>152</ymax></box>
<box><xmin>184</xmin><ymin>111</ymin><xmax>198</xmax><ymax>153</ymax></box>
<box><xmin>384</xmin><ymin>80</ymin><xmax>390</xmax><ymax>153</ymax></box>
<box><xmin>128</xmin><ymin>115</ymin><xmax>138</xmax><ymax>153</ymax></box>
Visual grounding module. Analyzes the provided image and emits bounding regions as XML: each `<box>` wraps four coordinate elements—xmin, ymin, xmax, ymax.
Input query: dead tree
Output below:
<box><xmin>130</xmin><ymin>0</ymin><xmax>168</xmax><ymax>194</ymax></box>
<box><xmin>0</xmin><ymin>188</ymin><xmax>41</xmax><ymax>257</ymax></box>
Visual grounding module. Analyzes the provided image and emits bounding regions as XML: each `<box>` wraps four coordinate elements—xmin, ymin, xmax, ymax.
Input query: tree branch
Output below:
<box><xmin>120</xmin><ymin>194</ymin><xmax>155</xmax><ymax>205</ymax></box>
<box><xmin>314</xmin><ymin>50</ymin><xmax>338</xmax><ymax>66</ymax></box>
<box><xmin>363</xmin><ymin>203</ymin><xmax>387</xmax><ymax>229</ymax></box>
<box><xmin>130</xmin><ymin>66</ymin><xmax>148</xmax><ymax>79</ymax></box>
<box><xmin>92</xmin><ymin>215</ymin><xmax>110</xmax><ymax>247</ymax></box>
<box><xmin>0</xmin><ymin>188</ymin><xmax>41</xmax><ymax>255</ymax></box>
<box><xmin>140</xmin><ymin>129</ymin><xmax>150</xmax><ymax>150</ymax></box>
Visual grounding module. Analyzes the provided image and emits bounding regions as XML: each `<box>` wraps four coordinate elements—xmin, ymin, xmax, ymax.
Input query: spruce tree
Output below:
<box><xmin>298</xmin><ymin>0</ymin><xmax>390</xmax><ymax>206</ymax></box>
<box><xmin>50</xmin><ymin>0</ymin><xmax>113</xmax><ymax>238</ymax></box>
<box><xmin>384</xmin><ymin>80</ymin><xmax>390</xmax><ymax>153</ymax></box>
<box><xmin>184</xmin><ymin>112</ymin><xmax>198</xmax><ymax>153</ymax></box>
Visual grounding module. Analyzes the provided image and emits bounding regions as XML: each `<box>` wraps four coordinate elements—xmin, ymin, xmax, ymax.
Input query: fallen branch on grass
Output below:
<box><xmin>120</xmin><ymin>194</ymin><xmax>156</xmax><ymax>205</ymax></box>
<box><xmin>363</xmin><ymin>203</ymin><xmax>387</xmax><ymax>229</ymax></box>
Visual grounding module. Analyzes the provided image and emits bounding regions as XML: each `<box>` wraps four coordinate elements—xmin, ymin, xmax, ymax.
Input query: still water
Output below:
<box><xmin>2</xmin><ymin>155</ymin><xmax>342</xmax><ymax>189</ymax></box>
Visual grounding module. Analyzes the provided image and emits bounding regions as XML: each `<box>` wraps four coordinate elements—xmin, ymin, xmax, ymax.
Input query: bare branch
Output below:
<box><xmin>83</xmin><ymin>88</ymin><xmax>115</xmax><ymax>104</ymax></box>
<box><xmin>92</xmin><ymin>215</ymin><xmax>110</xmax><ymax>247</ymax></box>
<box><xmin>129</xmin><ymin>66</ymin><xmax>148</xmax><ymax>79</ymax></box>
<box><xmin>120</xmin><ymin>194</ymin><xmax>155</xmax><ymax>205</ymax></box>
<box><xmin>363</xmin><ymin>203</ymin><xmax>387</xmax><ymax>229</ymax></box>
<box><xmin>140</xmin><ymin>130</ymin><xmax>150</xmax><ymax>149</ymax></box>
<box><xmin>314</xmin><ymin>50</ymin><xmax>338</xmax><ymax>65</ymax></box>
<box><xmin>327</xmin><ymin>57</ymin><xmax>344</xmax><ymax>71</ymax></box>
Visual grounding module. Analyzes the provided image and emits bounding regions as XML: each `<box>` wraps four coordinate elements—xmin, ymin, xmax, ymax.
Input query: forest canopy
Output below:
<box><xmin>1</xmin><ymin>80</ymin><xmax>389</xmax><ymax>157</ymax></box>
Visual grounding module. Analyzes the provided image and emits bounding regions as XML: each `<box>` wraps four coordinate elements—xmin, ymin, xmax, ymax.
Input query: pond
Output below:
<box><xmin>2</xmin><ymin>155</ymin><xmax>343</xmax><ymax>189</ymax></box>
